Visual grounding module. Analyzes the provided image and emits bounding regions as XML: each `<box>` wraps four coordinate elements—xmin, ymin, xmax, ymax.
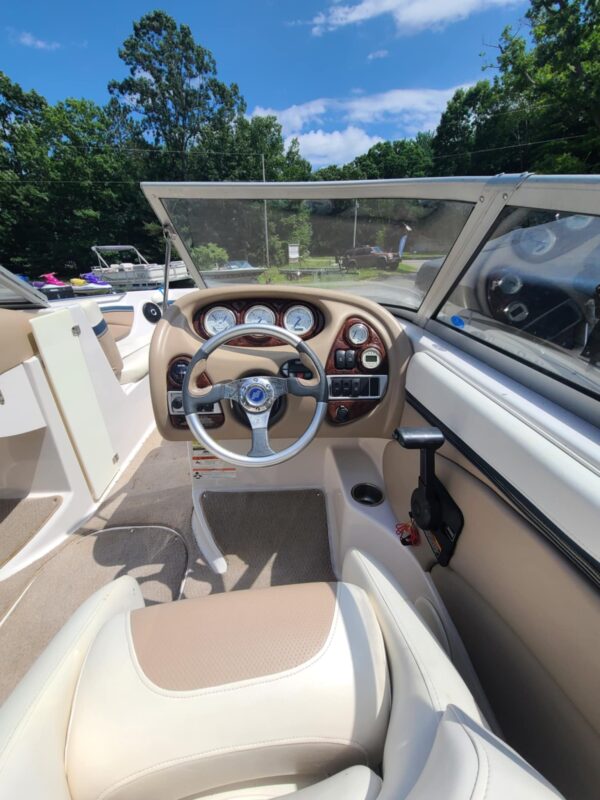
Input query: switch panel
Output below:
<box><xmin>168</xmin><ymin>391</ymin><xmax>220</xmax><ymax>416</ymax></box>
<box><xmin>327</xmin><ymin>375</ymin><xmax>387</xmax><ymax>400</ymax></box>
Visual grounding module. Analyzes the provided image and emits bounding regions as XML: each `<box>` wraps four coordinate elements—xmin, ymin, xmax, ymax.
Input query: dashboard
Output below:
<box><xmin>193</xmin><ymin>298</ymin><xmax>324</xmax><ymax>345</ymax></box>
<box><xmin>149</xmin><ymin>285</ymin><xmax>411</xmax><ymax>442</ymax></box>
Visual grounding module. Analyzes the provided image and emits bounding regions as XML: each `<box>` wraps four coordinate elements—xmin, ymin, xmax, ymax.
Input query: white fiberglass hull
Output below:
<box><xmin>91</xmin><ymin>261</ymin><xmax>190</xmax><ymax>291</ymax></box>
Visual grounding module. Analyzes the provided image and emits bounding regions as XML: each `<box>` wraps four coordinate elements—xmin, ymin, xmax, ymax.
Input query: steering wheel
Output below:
<box><xmin>182</xmin><ymin>324</ymin><xmax>328</xmax><ymax>467</ymax></box>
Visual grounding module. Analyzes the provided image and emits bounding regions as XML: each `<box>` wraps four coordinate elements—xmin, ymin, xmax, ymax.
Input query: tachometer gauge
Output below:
<box><xmin>283</xmin><ymin>305</ymin><xmax>315</xmax><ymax>335</ymax></box>
<box><xmin>513</xmin><ymin>225</ymin><xmax>557</xmax><ymax>261</ymax></box>
<box><xmin>203</xmin><ymin>306</ymin><xmax>236</xmax><ymax>336</ymax></box>
<box><xmin>244</xmin><ymin>304</ymin><xmax>276</xmax><ymax>326</ymax></box>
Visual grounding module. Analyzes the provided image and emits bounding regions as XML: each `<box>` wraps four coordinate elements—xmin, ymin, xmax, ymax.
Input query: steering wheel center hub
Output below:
<box><xmin>239</xmin><ymin>377</ymin><xmax>275</xmax><ymax>414</ymax></box>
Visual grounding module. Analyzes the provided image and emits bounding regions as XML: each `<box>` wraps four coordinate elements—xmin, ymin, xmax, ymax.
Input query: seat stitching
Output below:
<box><xmin>125</xmin><ymin>583</ymin><xmax>343</xmax><ymax>698</ymax></box>
<box><xmin>359</xmin><ymin>555</ymin><xmax>442</xmax><ymax>710</ymax></box>
<box><xmin>96</xmin><ymin>736</ymin><xmax>369</xmax><ymax>800</ymax></box>
<box><xmin>447</xmin><ymin>706</ymin><xmax>489</xmax><ymax>800</ymax></box>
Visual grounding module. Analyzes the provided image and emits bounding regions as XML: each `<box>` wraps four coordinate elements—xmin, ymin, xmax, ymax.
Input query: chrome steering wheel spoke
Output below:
<box><xmin>246</xmin><ymin>409</ymin><xmax>275</xmax><ymax>458</ymax></box>
<box><xmin>285</xmin><ymin>376</ymin><xmax>324</xmax><ymax>401</ymax></box>
<box><xmin>183</xmin><ymin>380</ymin><xmax>241</xmax><ymax>414</ymax></box>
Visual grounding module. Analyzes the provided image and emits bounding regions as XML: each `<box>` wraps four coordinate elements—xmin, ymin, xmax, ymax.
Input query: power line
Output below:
<box><xmin>12</xmin><ymin>140</ymin><xmax>269</xmax><ymax>157</ymax></box>
<box><xmin>430</xmin><ymin>132</ymin><xmax>589</xmax><ymax>161</ymax></box>
<box><xmin>0</xmin><ymin>131</ymin><xmax>592</xmax><ymax>184</ymax></box>
<box><xmin>2</xmin><ymin>100</ymin><xmax>562</xmax><ymax>159</ymax></box>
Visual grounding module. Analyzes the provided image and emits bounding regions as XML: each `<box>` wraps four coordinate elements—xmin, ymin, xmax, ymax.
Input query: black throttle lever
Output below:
<box><xmin>393</xmin><ymin>426</ymin><xmax>463</xmax><ymax>566</ymax></box>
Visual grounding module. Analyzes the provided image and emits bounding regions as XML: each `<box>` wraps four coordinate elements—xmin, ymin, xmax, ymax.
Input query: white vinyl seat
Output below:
<box><xmin>0</xmin><ymin>552</ymin><xmax>564</xmax><ymax>800</ymax></box>
<box><xmin>118</xmin><ymin>343</ymin><xmax>150</xmax><ymax>384</ymax></box>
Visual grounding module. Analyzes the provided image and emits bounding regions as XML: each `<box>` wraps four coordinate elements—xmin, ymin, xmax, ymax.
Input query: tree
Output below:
<box><xmin>108</xmin><ymin>11</ymin><xmax>245</xmax><ymax>178</ymax></box>
<box><xmin>433</xmin><ymin>0</ymin><xmax>600</xmax><ymax>175</ymax></box>
<box><xmin>190</xmin><ymin>242</ymin><xmax>229</xmax><ymax>269</ymax></box>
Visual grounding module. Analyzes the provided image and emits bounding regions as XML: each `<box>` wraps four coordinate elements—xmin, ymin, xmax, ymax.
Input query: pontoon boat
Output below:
<box><xmin>90</xmin><ymin>244</ymin><xmax>191</xmax><ymax>291</ymax></box>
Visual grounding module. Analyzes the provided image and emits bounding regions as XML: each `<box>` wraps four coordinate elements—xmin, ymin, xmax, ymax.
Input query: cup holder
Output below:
<box><xmin>351</xmin><ymin>483</ymin><xmax>384</xmax><ymax>507</ymax></box>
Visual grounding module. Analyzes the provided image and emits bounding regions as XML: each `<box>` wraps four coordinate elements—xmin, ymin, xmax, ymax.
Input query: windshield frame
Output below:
<box><xmin>141</xmin><ymin>174</ymin><xmax>600</xmax><ymax>323</ymax></box>
<box><xmin>141</xmin><ymin>177</ymin><xmax>489</xmax><ymax>298</ymax></box>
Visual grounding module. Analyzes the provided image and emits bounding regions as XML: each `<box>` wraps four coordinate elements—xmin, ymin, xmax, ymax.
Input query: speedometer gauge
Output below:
<box><xmin>203</xmin><ymin>306</ymin><xmax>236</xmax><ymax>336</ymax></box>
<box><xmin>244</xmin><ymin>304</ymin><xmax>276</xmax><ymax>326</ymax></box>
<box><xmin>283</xmin><ymin>305</ymin><xmax>315</xmax><ymax>335</ymax></box>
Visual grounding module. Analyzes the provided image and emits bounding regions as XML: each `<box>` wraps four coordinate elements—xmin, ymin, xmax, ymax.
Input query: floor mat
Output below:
<box><xmin>0</xmin><ymin>525</ymin><xmax>187</xmax><ymax>704</ymax></box>
<box><xmin>0</xmin><ymin>496</ymin><xmax>61</xmax><ymax>567</ymax></box>
<box><xmin>197</xmin><ymin>490</ymin><xmax>335</xmax><ymax>593</ymax></box>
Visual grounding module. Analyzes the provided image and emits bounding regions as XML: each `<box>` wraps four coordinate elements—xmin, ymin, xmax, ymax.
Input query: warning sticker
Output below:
<box><xmin>190</xmin><ymin>441</ymin><xmax>237</xmax><ymax>480</ymax></box>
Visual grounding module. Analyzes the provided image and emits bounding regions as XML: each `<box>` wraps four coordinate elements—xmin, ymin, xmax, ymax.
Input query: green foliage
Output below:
<box><xmin>275</xmin><ymin>201</ymin><xmax>313</xmax><ymax>260</ymax></box>
<box><xmin>108</xmin><ymin>10</ymin><xmax>244</xmax><ymax>179</ymax></box>
<box><xmin>313</xmin><ymin>133</ymin><xmax>434</xmax><ymax>181</ymax></box>
<box><xmin>433</xmin><ymin>0</ymin><xmax>600</xmax><ymax>174</ymax></box>
<box><xmin>190</xmin><ymin>242</ymin><xmax>229</xmax><ymax>269</ymax></box>
<box><xmin>1</xmin><ymin>3</ymin><xmax>598</xmax><ymax>276</ymax></box>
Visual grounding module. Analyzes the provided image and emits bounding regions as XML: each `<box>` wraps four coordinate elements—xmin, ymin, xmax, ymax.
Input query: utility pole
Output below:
<box><xmin>261</xmin><ymin>153</ymin><xmax>270</xmax><ymax>269</ymax></box>
<box><xmin>353</xmin><ymin>199</ymin><xmax>359</xmax><ymax>248</ymax></box>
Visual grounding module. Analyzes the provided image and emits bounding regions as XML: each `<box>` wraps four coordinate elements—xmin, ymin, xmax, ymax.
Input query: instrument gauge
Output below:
<box><xmin>513</xmin><ymin>225</ymin><xmax>557</xmax><ymax>261</ymax></box>
<box><xmin>497</xmin><ymin>272</ymin><xmax>523</xmax><ymax>296</ymax></box>
<box><xmin>203</xmin><ymin>306</ymin><xmax>236</xmax><ymax>336</ymax></box>
<box><xmin>283</xmin><ymin>305</ymin><xmax>315</xmax><ymax>335</ymax></box>
<box><xmin>562</xmin><ymin>214</ymin><xmax>595</xmax><ymax>231</ymax></box>
<box><xmin>168</xmin><ymin>357</ymin><xmax>190</xmax><ymax>387</ymax></box>
<box><xmin>347</xmin><ymin>322</ymin><xmax>369</xmax><ymax>346</ymax></box>
<box><xmin>360</xmin><ymin>347</ymin><xmax>382</xmax><ymax>370</ymax></box>
<box><xmin>244</xmin><ymin>304</ymin><xmax>276</xmax><ymax>327</ymax></box>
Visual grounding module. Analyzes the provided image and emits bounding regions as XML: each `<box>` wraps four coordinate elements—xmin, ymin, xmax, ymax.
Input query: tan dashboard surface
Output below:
<box><xmin>149</xmin><ymin>285</ymin><xmax>412</xmax><ymax>441</ymax></box>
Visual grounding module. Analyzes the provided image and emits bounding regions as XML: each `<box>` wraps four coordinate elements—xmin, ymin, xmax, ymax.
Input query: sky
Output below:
<box><xmin>2</xmin><ymin>0</ymin><xmax>529</xmax><ymax>167</ymax></box>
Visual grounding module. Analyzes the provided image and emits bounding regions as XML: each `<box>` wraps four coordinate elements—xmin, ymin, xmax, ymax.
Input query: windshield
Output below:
<box><xmin>0</xmin><ymin>265</ymin><xmax>49</xmax><ymax>309</ymax></box>
<box><xmin>161</xmin><ymin>196</ymin><xmax>473</xmax><ymax>309</ymax></box>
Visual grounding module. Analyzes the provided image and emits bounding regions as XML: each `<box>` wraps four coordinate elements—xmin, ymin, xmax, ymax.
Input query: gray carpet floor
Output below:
<box><xmin>0</xmin><ymin>496</ymin><xmax>61</xmax><ymax>567</ymax></box>
<box><xmin>201</xmin><ymin>490</ymin><xmax>335</xmax><ymax>593</ymax></box>
<box><xmin>0</xmin><ymin>525</ymin><xmax>187</xmax><ymax>703</ymax></box>
<box><xmin>0</xmin><ymin>431</ymin><xmax>335</xmax><ymax>702</ymax></box>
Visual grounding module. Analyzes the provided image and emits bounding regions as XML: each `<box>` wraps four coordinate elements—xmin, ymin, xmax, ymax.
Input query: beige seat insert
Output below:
<box><xmin>66</xmin><ymin>581</ymin><xmax>391</xmax><ymax>800</ymax></box>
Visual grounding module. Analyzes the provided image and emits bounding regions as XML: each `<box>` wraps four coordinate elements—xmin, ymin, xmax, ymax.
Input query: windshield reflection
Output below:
<box><xmin>162</xmin><ymin>197</ymin><xmax>474</xmax><ymax>309</ymax></box>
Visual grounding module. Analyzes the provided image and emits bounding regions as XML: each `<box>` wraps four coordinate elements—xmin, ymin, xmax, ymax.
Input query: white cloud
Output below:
<box><xmin>286</xmin><ymin>127</ymin><xmax>383</xmax><ymax>167</ymax></box>
<box><xmin>17</xmin><ymin>31</ymin><xmax>61</xmax><ymax>51</ymax></box>
<box><xmin>252</xmin><ymin>81</ymin><xmax>470</xmax><ymax>165</ymax></box>
<box><xmin>311</xmin><ymin>0</ymin><xmax>521</xmax><ymax>36</ymax></box>
<box><xmin>367</xmin><ymin>49</ymin><xmax>389</xmax><ymax>60</ymax></box>
<box><xmin>343</xmin><ymin>85</ymin><xmax>468</xmax><ymax>130</ymax></box>
<box><xmin>252</xmin><ymin>99</ymin><xmax>329</xmax><ymax>137</ymax></box>
<box><xmin>252</xmin><ymin>83</ymin><xmax>466</xmax><ymax>136</ymax></box>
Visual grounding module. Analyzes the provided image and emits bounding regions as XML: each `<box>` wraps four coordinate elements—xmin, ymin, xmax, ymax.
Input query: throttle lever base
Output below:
<box><xmin>394</xmin><ymin>425</ymin><xmax>464</xmax><ymax>566</ymax></box>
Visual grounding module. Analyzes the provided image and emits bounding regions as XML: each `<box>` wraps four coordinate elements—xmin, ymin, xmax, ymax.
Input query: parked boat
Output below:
<box><xmin>90</xmin><ymin>244</ymin><xmax>192</xmax><ymax>291</ymax></box>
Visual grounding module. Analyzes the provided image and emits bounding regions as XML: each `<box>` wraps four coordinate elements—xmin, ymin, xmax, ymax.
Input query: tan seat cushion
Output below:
<box><xmin>66</xmin><ymin>582</ymin><xmax>390</xmax><ymax>800</ymax></box>
<box><xmin>0</xmin><ymin>309</ymin><xmax>36</xmax><ymax>375</ymax></box>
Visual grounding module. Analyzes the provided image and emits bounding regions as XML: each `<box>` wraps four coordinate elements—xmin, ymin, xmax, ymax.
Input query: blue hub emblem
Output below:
<box><xmin>247</xmin><ymin>386</ymin><xmax>266</xmax><ymax>405</ymax></box>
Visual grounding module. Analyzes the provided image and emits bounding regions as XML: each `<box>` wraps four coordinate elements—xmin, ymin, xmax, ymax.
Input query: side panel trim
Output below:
<box><xmin>407</xmin><ymin>391</ymin><xmax>600</xmax><ymax>589</ymax></box>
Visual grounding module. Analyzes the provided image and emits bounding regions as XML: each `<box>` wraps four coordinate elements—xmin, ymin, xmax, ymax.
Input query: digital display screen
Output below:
<box><xmin>365</xmin><ymin>355</ymin><xmax>378</xmax><ymax>362</ymax></box>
